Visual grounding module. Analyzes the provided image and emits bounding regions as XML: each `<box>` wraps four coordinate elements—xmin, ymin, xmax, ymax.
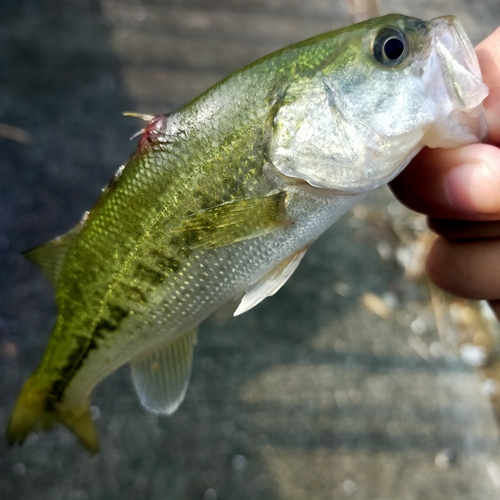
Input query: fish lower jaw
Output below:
<box><xmin>422</xmin><ymin>106</ymin><xmax>487</xmax><ymax>148</ymax></box>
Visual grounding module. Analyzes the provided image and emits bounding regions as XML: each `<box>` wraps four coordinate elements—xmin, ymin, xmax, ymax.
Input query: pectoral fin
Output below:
<box><xmin>131</xmin><ymin>328</ymin><xmax>198</xmax><ymax>415</ymax></box>
<box><xmin>172</xmin><ymin>192</ymin><xmax>291</xmax><ymax>249</ymax></box>
<box><xmin>234</xmin><ymin>245</ymin><xmax>309</xmax><ymax>316</ymax></box>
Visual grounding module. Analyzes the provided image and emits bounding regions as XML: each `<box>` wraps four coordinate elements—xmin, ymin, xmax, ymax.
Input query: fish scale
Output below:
<box><xmin>7</xmin><ymin>15</ymin><xmax>488</xmax><ymax>452</ymax></box>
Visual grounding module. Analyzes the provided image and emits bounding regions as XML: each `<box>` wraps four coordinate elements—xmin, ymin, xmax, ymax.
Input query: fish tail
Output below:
<box><xmin>7</xmin><ymin>376</ymin><xmax>99</xmax><ymax>454</ymax></box>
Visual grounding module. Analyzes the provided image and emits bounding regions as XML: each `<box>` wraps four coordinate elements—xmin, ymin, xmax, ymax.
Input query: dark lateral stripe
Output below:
<box><xmin>46</xmin><ymin>335</ymin><xmax>100</xmax><ymax>406</ymax></box>
<box><xmin>149</xmin><ymin>249</ymin><xmax>182</xmax><ymax>273</ymax></box>
<box><xmin>47</xmin><ymin>261</ymin><xmax>170</xmax><ymax>406</ymax></box>
<box><xmin>119</xmin><ymin>282</ymin><xmax>148</xmax><ymax>304</ymax></box>
<box><xmin>108</xmin><ymin>303</ymin><xmax>129</xmax><ymax>323</ymax></box>
<box><xmin>93</xmin><ymin>318</ymin><xmax>117</xmax><ymax>339</ymax></box>
<box><xmin>46</xmin><ymin>302</ymin><xmax>132</xmax><ymax>404</ymax></box>
<box><xmin>135</xmin><ymin>262</ymin><xmax>166</xmax><ymax>286</ymax></box>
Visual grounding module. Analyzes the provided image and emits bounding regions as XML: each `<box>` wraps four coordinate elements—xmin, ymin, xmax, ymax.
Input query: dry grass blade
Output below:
<box><xmin>0</xmin><ymin>123</ymin><xmax>31</xmax><ymax>143</ymax></box>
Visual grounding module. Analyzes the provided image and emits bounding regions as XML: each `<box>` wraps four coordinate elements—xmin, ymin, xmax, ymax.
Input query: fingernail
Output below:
<box><xmin>445</xmin><ymin>162</ymin><xmax>500</xmax><ymax>215</ymax></box>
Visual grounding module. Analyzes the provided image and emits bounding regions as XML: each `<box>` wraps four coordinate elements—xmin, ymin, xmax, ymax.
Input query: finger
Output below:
<box><xmin>391</xmin><ymin>143</ymin><xmax>500</xmax><ymax>219</ymax></box>
<box><xmin>475</xmin><ymin>28</ymin><xmax>500</xmax><ymax>145</ymax></box>
<box><xmin>426</xmin><ymin>236</ymin><xmax>500</xmax><ymax>300</ymax></box>
<box><xmin>428</xmin><ymin>218</ymin><xmax>500</xmax><ymax>240</ymax></box>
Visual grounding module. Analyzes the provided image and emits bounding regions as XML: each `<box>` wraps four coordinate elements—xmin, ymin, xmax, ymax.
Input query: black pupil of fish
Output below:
<box><xmin>383</xmin><ymin>37</ymin><xmax>405</xmax><ymax>60</ymax></box>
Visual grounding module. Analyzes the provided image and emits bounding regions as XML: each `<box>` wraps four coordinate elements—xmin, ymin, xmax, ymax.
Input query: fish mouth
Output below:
<box><xmin>420</xmin><ymin>16</ymin><xmax>489</xmax><ymax>147</ymax></box>
<box><xmin>428</xmin><ymin>16</ymin><xmax>488</xmax><ymax>111</ymax></box>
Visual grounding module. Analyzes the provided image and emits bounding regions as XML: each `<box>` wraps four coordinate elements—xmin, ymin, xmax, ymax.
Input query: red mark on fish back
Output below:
<box><xmin>138</xmin><ymin>114</ymin><xmax>168</xmax><ymax>152</ymax></box>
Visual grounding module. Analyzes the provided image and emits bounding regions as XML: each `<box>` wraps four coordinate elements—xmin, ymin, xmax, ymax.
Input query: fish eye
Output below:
<box><xmin>373</xmin><ymin>27</ymin><xmax>408</xmax><ymax>66</ymax></box>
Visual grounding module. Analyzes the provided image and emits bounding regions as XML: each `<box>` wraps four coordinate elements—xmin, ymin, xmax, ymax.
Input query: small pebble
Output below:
<box><xmin>333</xmin><ymin>282</ymin><xmax>351</xmax><ymax>297</ymax></box>
<box><xmin>486</xmin><ymin>462</ymin><xmax>500</xmax><ymax>491</ymax></box>
<box><xmin>410</xmin><ymin>316</ymin><xmax>427</xmax><ymax>335</ymax></box>
<box><xmin>13</xmin><ymin>463</ymin><xmax>26</xmax><ymax>476</ymax></box>
<box><xmin>376</xmin><ymin>241</ymin><xmax>392</xmax><ymax>261</ymax></box>
<box><xmin>429</xmin><ymin>341</ymin><xmax>445</xmax><ymax>359</ymax></box>
<box><xmin>90</xmin><ymin>405</ymin><xmax>100</xmax><ymax>420</ymax></box>
<box><xmin>382</xmin><ymin>292</ymin><xmax>398</xmax><ymax>309</ymax></box>
<box><xmin>204</xmin><ymin>488</ymin><xmax>217</xmax><ymax>500</ymax></box>
<box><xmin>343</xmin><ymin>479</ymin><xmax>357</xmax><ymax>496</ymax></box>
<box><xmin>481</xmin><ymin>379</ymin><xmax>497</xmax><ymax>397</ymax></box>
<box><xmin>459</xmin><ymin>344</ymin><xmax>488</xmax><ymax>367</ymax></box>
<box><xmin>434</xmin><ymin>450</ymin><xmax>451</xmax><ymax>469</ymax></box>
<box><xmin>231</xmin><ymin>454</ymin><xmax>248</xmax><ymax>471</ymax></box>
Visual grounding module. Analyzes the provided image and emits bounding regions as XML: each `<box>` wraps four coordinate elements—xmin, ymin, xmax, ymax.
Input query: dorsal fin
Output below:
<box><xmin>131</xmin><ymin>328</ymin><xmax>198</xmax><ymax>415</ymax></box>
<box><xmin>23</xmin><ymin>214</ymin><xmax>86</xmax><ymax>287</ymax></box>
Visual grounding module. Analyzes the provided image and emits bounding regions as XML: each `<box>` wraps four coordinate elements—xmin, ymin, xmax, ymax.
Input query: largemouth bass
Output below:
<box><xmin>7</xmin><ymin>15</ymin><xmax>488</xmax><ymax>453</ymax></box>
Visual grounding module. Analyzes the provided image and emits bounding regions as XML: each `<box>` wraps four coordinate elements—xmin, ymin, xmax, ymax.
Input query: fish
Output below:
<box><xmin>7</xmin><ymin>14</ymin><xmax>488</xmax><ymax>453</ymax></box>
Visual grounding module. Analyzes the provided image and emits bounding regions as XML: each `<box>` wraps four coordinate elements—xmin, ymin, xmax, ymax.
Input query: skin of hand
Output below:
<box><xmin>390</xmin><ymin>28</ymin><xmax>500</xmax><ymax>316</ymax></box>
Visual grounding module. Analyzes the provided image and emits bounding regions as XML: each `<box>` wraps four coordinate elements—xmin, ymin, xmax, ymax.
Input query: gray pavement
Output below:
<box><xmin>1</xmin><ymin>1</ymin><xmax>500</xmax><ymax>499</ymax></box>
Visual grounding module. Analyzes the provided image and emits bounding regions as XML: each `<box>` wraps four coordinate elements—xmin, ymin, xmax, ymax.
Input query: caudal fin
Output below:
<box><xmin>7</xmin><ymin>377</ymin><xmax>99</xmax><ymax>454</ymax></box>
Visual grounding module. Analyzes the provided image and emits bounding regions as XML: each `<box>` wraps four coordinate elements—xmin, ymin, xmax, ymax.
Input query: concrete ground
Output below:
<box><xmin>1</xmin><ymin>0</ymin><xmax>500</xmax><ymax>499</ymax></box>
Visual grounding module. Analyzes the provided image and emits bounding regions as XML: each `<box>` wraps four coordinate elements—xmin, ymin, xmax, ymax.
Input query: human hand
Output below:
<box><xmin>390</xmin><ymin>28</ymin><xmax>500</xmax><ymax>316</ymax></box>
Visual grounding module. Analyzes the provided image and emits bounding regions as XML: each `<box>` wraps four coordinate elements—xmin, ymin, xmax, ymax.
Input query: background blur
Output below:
<box><xmin>1</xmin><ymin>1</ymin><xmax>500</xmax><ymax>499</ymax></box>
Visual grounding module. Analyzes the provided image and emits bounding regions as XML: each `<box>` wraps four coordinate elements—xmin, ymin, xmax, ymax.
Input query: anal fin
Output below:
<box><xmin>234</xmin><ymin>245</ymin><xmax>310</xmax><ymax>316</ymax></box>
<box><xmin>131</xmin><ymin>328</ymin><xmax>197</xmax><ymax>415</ymax></box>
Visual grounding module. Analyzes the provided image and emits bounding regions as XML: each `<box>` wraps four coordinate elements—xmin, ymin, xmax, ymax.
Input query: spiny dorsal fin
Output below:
<box><xmin>234</xmin><ymin>245</ymin><xmax>310</xmax><ymax>316</ymax></box>
<box><xmin>23</xmin><ymin>213</ymin><xmax>87</xmax><ymax>287</ymax></box>
<box><xmin>131</xmin><ymin>328</ymin><xmax>198</xmax><ymax>415</ymax></box>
